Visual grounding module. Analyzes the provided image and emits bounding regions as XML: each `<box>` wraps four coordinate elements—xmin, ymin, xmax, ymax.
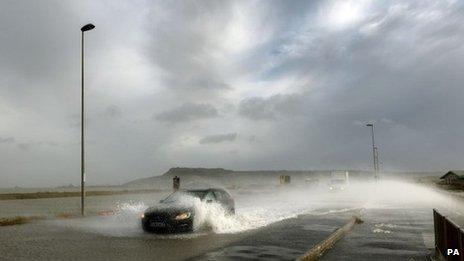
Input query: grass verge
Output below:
<box><xmin>0</xmin><ymin>216</ymin><xmax>46</xmax><ymax>226</ymax></box>
<box><xmin>0</xmin><ymin>188</ymin><xmax>161</xmax><ymax>201</ymax></box>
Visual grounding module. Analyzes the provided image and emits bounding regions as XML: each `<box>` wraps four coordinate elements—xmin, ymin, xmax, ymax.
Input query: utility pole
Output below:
<box><xmin>80</xmin><ymin>23</ymin><xmax>95</xmax><ymax>216</ymax></box>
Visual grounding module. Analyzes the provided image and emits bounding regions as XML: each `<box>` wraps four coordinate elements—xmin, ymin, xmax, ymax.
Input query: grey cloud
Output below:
<box><xmin>104</xmin><ymin>105</ymin><xmax>122</xmax><ymax>118</ymax></box>
<box><xmin>145</xmin><ymin>1</ymin><xmax>235</xmax><ymax>95</ymax></box>
<box><xmin>0</xmin><ymin>136</ymin><xmax>61</xmax><ymax>150</ymax></box>
<box><xmin>238</xmin><ymin>94</ymin><xmax>303</xmax><ymax>120</ymax></box>
<box><xmin>199</xmin><ymin>133</ymin><xmax>237</xmax><ymax>144</ymax></box>
<box><xmin>155</xmin><ymin>103</ymin><xmax>218</xmax><ymax>123</ymax></box>
<box><xmin>189</xmin><ymin>78</ymin><xmax>230</xmax><ymax>90</ymax></box>
<box><xmin>0</xmin><ymin>137</ymin><xmax>15</xmax><ymax>144</ymax></box>
<box><xmin>16</xmin><ymin>140</ymin><xmax>62</xmax><ymax>150</ymax></box>
<box><xmin>3</xmin><ymin>0</ymin><xmax>464</xmax><ymax>187</ymax></box>
<box><xmin>0</xmin><ymin>1</ymin><xmax>77</xmax><ymax>82</ymax></box>
<box><xmin>17</xmin><ymin>143</ymin><xmax>31</xmax><ymax>150</ymax></box>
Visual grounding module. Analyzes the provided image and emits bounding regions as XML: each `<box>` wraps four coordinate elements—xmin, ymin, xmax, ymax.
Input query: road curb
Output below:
<box><xmin>0</xmin><ymin>209</ymin><xmax>117</xmax><ymax>227</ymax></box>
<box><xmin>298</xmin><ymin>214</ymin><xmax>363</xmax><ymax>261</ymax></box>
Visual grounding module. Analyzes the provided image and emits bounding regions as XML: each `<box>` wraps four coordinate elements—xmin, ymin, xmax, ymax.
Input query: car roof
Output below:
<box><xmin>185</xmin><ymin>188</ymin><xmax>228</xmax><ymax>194</ymax></box>
<box><xmin>183</xmin><ymin>188</ymin><xmax>231</xmax><ymax>199</ymax></box>
<box><xmin>186</xmin><ymin>188</ymin><xmax>221</xmax><ymax>192</ymax></box>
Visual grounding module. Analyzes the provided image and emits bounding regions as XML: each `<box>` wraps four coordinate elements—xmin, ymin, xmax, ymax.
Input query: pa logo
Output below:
<box><xmin>447</xmin><ymin>249</ymin><xmax>460</xmax><ymax>256</ymax></box>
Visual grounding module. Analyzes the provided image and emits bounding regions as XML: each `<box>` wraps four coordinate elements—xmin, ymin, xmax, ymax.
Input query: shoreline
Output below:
<box><xmin>0</xmin><ymin>188</ymin><xmax>164</xmax><ymax>201</ymax></box>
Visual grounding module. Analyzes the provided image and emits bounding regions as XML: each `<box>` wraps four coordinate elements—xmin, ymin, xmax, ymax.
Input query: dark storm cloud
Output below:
<box><xmin>0</xmin><ymin>137</ymin><xmax>15</xmax><ymax>144</ymax></box>
<box><xmin>155</xmin><ymin>103</ymin><xmax>218</xmax><ymax>123</ymax></box>
<box><xmin>144</xmin><ymin>1</ymin><xmax>236</xmax><ymax>96</ymax></box>
<box><xmin>2</xmin><ymin>0</ymin><xmax>464</xmax><ymax>187</ymax></box>
<box><xmin>199</xmin><ymin>133</ymin><xmax>237</xmax><ymax>144</ymax></box>
<box><xmin>0</xmin><ymin>1</ymin><xmax>78</xmax><ymax>82</ymax></box>
<box><xmin>238</xmin><ymin>94</ymin><xmax>303</xmax><ymax>120</ymax></box>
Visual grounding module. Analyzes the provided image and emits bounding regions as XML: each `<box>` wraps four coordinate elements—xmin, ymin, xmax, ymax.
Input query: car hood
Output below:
<box><xmin>144</xmin><ymin>202</ymin><xmax>194</xmax><ymax>214</ymax></box>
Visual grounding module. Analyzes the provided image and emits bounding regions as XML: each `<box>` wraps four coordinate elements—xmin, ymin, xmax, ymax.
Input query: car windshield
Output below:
<box><xmin>161</xmin><ymin>190</ymin><xmax>207</xmax><ymax>203</ymax></box>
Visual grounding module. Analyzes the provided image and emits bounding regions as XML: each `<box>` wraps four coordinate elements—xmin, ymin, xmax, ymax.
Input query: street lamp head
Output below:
<box><xmin>81</xmin><ymin>23</ymin><xmax>95</xmax><ymax>32</ymax></box>
<box><xmin>366</xmin><ymin>123</ymin><xmax>373</xmax><ymax>127</ymax></box>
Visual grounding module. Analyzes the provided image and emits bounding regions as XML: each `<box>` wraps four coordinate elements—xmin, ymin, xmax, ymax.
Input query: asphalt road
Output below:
<box><xmin>0</xmin><ymin>209</ymin><xmax>353</xmax><ymax>261</ymax></box>
<box><xmin>0</xmin><ymin>207</ymin><xmax>434</xmax><ymax>261</ymax></box>
<box><xmin>321</xmin><ymin>208</ymin><xmax>434</xmax><ymax>261</ymax></box>
<box><xmin>0</xmin><ymin>181</ymin><xmax>453</xmax><ymax>260</ymax></box>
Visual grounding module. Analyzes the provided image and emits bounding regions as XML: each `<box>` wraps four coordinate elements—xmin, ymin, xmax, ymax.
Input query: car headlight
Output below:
<box><xmin>174</xmin><ymin>212</ymin><xmax>191</xmax><ymax>220</ymax></box>
<box><xmin>329</xmin><ymin>186</ymin><xmax>333</xmax><ymax>190</ymax></box>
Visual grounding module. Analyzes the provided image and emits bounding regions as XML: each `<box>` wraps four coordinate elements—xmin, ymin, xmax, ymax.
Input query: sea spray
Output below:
<box><xmin>50</xmin><ymin>180</ymin><xmax>462</xmax><ymax>237</ymax></box>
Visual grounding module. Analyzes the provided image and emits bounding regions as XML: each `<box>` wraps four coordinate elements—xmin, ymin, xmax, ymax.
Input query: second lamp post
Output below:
<box><xmin>366</xmin><ymin>123</ymin><xmax>379</xmax><ymax>180</ymax></box>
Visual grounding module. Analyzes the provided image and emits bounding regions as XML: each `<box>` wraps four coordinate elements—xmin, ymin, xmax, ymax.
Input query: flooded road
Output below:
<box><xmin>0</xmin><ymin>208</ymin><xmax>358</xmax><ymax>261</ymax></box>
<box><xmin>0</xmin><ymin>181</ymin><xmax>460</xmax><ymax>260</ymax></box>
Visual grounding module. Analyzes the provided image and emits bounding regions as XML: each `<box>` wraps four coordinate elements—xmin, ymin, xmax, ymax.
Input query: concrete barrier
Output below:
<box><xmin>298</xmin><ymin>215</ymin><xmax>362</xmax><ymax>261</ymax></box>
<box><xmin>433</xmin><ymin>209</ymin><xmax>464</xmax><ymax>261</ymax></box>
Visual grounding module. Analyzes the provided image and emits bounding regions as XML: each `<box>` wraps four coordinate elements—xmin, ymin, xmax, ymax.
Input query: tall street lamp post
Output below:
<box><xmin>80</xmin><ymin>23</ymin><xmax>95</xmax><ymax>216</ymax></box>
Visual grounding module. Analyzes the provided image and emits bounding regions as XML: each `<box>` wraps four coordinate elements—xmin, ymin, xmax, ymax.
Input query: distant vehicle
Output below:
<box><xmin>329</xmin><ymin>171</ymin><xmax>349</xmax><ymax>191</ymax></box>
<box><xmin>305</xmin><ymin>178</ymin><xmax>319</xmax><ymax>186</ymax></box>
<box><xmin>141</xmin><ymin>188</ymin><xmax>235</xmax><ymax>233</ymax></box>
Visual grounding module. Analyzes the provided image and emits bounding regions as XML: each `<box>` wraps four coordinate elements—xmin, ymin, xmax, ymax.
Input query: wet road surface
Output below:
<box><xmin>322</xmin><ymin>208</ymin><xmax>434</xmax><ymax>261</ymax></box>
<box><xmin>0</xmin><ymin>181</ymin><xmax>456</xmax><ymax>260</ymax></box>
<box><xmin>0</xmin><ymin>207</ymin><xmax>434</xmax><ymax>261</ymax></box>
<box><xmin>0</xmin><ymin>211</ymin><xmax>348</xmax><ymax>261</ymax></box>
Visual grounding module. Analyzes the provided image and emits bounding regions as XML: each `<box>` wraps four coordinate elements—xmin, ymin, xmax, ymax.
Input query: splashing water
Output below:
<box><xmin>190</xmin><ymin>199</ymin><xmax>308</xmax><ymax>234</ymax></box>
<box><xmin>51</xmin><ymin>200</ymin><xmax>150</xmax><ymax>237</ymax></box>
<box><xmin>50</xmin><ymin>180</ymin><xmax>462</xmax><ymax>238</ymax></box>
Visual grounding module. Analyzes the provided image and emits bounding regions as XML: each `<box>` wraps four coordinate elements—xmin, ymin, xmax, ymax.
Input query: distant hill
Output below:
<box><xmin>122</xmin><ymin>167</ymin><xmax>443</xmax><ymax>189</ymax></box>
<box><xmin>123</xmin><ymin>167</ymin><xmax>234</xmax><ymax>188</ymax></box>
<box><xmin>124</xmin><ymin>167</ymin><xmax>364</xmax><ymax>188</ymax></box>
<box><xmin>162</xmin><ymin>167</ymin><xmax>234</xmax><ymax>177</ymax></box>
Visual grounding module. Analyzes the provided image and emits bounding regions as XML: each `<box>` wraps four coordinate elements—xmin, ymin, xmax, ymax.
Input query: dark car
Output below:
<box><xmin>141</xmin><ymin>188</ymin><xmax>235</xmax><ymax>233</ymax></box>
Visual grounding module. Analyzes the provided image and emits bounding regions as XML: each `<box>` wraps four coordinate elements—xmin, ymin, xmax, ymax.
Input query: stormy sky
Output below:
<box><xmin>1</xmin><ymin>0</ymin><xmax>464</xmax><ymax>187</ymax></box>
